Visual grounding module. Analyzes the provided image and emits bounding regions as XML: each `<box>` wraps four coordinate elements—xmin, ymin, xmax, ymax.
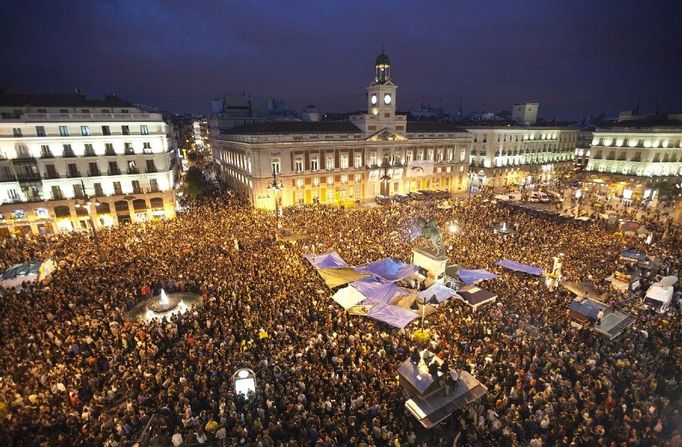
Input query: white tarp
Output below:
<box><xmin>332</xmin><ymin>286</ymin><xmax>368</xmax><ymax>309</ymax></box>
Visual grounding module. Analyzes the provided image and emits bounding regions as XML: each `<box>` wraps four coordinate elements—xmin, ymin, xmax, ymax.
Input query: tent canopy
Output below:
<box><xmin>351</xmin><ymin>277</ymin><xmax>410</xmax><ymax>306</ymax></box>
<box><xmin>317</xmin><ymin>267</ymin><xmax>368</xmax><ymax>289</ymax></box>
<box><xmin>561</xmin><ymin>281</ymin><xmax>606</xmax><ymax>302</ymax></box>
<box><xmin>496</xmin><ymin>259</ymin><xmax>544</xmax><ymax>276</ymax></box>
<box><xmin>418</xmin><ymin>282</ymin><xmax>459</xmax><ymax>303</ymax></box>
<box><xmin>355</xmin><ymin>257</ymin><xmax>418</xmax><ymax>282</ymax></box>
<box><xmin>621</xmin><ymin>248</ymin><xmax>647</xmax><ymax>262</ymax></box>
<box><xmin>332</xmin><ymin>286</ymin><xmax>368</xmax><ymax>309</ymax></box>
<box><xmin>457</xmin><ymin>269</ymin><xmax>498</xmax><ymax>285</ymax></box>
<box><xmin>367</xmin><ymin>304</ymin><xmax>417</xmax><ymax>328</ymax></box>
<box><xmin>304</xmin><ymin>251</ymin><xmax>348</xmax><ymax>269</ymax></box>
<box><xmin>0</xmin><ymin>261</ymin><xmax>45</xmax><ymax>288</ymax></box>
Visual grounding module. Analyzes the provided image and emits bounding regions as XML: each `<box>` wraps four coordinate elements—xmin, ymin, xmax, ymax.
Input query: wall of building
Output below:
<box><xmin>0</xmin><ymin>111</ymin><xmax>178</xmax><ymax>235</ymax></box>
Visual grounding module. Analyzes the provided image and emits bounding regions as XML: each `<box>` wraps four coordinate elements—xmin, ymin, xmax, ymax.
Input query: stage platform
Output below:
<box><xmin>403</xmin><ymin>370</ymin><xmax>487</xmax><ymax>429</ymax></box>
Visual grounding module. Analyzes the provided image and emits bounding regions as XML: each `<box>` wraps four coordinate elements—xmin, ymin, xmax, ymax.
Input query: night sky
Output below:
<box><xmin>1</xmin><ymin>0</ymin><xmax>681</xmax><ymax>119</ymax></box>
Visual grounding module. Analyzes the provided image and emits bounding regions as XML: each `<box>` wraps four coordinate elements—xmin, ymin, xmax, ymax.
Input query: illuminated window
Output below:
<box><xmin>310</xmin><ymin>157</ymin><xmax>319</xmax><ymax>171</ymax></box>
<box><xmin>340</xmin><ymin>154</ymin><xmax>348</xmax><ymax>169</ymax></box>
<box><xmin>271</xmin><ymin>159</ymin><xmax>280</xmax><ymax>175</ymax></box>
<box><xmin>294</xmin><ymin>159</ymin><xmax>304</xmax><ymax>173</ymax></box>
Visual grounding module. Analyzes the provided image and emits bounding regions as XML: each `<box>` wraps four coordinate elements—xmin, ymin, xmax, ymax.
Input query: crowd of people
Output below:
<box><xmin>0</xmin><ymin>191</ymin><xmax>680</xmax><ymax>446</ymax></box>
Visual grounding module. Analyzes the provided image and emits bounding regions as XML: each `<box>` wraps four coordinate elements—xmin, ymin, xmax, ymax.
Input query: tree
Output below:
<box><xmin>183</xmin><ymin>166</ymin><xmax>205</xmax><ymax>199</ymax></box>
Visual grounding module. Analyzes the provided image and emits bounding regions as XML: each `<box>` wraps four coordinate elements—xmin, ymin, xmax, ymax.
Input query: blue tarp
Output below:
<box><xmin>351</xmin><ymin>278</ymin><xmax>409</xmax><ymax>305</ymax></box>
<box><xmin>304</xmin><ymin>251</ymin><xmax>348</xmax><ymax>269</ymax></box>
<box><xmin>355</xmin><ymin>258</ymin><xmax>418</xmax><ymax>282</ymax></box>
<box><xmin>367</xmin><ymin>304</ymin><xmax>417</xmax><ymax>328</ymax></box>
<box><xmin>496</xmin><ymin>259</ymin><xmax>544</xmax><ymax>276</ymax></box>
<box><xmin>457</xmin><ymin>269</ymin><xmax>498</xmax><ymax>285</ymax></box>
<box><xmin>621</xmin><ymin>248</ymin><xmax>646</xmax><ymax>262</ymax></box>
<box><xmin>418</xmin><ymin>282</ymin><xmax>459</xmax><ymax>303</ymax></box>
<box><xmin>568</xmin><ymin>298</ymin><xmax>605</xmax><ymax>321</ymax></box>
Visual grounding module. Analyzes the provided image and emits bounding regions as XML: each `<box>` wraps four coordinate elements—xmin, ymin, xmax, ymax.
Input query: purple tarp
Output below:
<box><xmin>355</xmin><ymin>258</ymin><xmax>418</xmax><ymax>282</ymax></box>
<box><xmin>351</xmin><ymin>278</ymin><xmax>410</xmax><ymax>305</ymax></box>
<box><xmin>304</xmin><ymin>251</ymin><xmax>348</xmax><ymax>269</ymax></box>
<box><xmin>367</xmin><ymin>304</ymin><xmax>417</xmax><ymax>328</ymax></box>
<box><xmin>496</xmin><ymin>259</ymin><xmax>544</xmax><ymax>276</ymax></box>
<box><xmin>457</xmin><ymin>269</ymin><xmax>498</xmax><ymax>285</ymax></box>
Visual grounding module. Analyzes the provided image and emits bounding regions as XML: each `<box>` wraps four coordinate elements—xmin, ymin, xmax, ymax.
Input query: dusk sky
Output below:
<box><xmin>1</xmin><ymin>0</ymin><xmax>681</xmax><ymax>120</ymax></box>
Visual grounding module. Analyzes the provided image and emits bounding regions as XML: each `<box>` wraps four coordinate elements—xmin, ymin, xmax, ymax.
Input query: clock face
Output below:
<box><xmin>370</xmin><ymin>94</ymin><xmax>377</xmax><ymax>105</ymax></box>
<box><xmin>384</xmin><ymin>94</ymin><xmax>392</xmax><ymax>105</ymax></box>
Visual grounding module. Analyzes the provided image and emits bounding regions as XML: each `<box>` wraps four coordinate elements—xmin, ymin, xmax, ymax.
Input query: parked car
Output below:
<box><xmin>393</xmin><ymin>193</ymin><xmax>409</xmax><ymax>203</ymax></box>
<box><xmin>375</xmin><ymin>195</ymin><xmax>392</xmax><ymax>205</ymax></box>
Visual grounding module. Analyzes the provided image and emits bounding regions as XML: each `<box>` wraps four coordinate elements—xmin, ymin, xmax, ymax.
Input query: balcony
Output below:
<box><xmin>127</xmin><ymin>167</ymin><xmax>140</xmax><ymax>175</ymax></box>
<box><xmin>132</xmin><ymin>187</ymin><xmax>143</xmax><ymax>194</ymax></box>
<box><xmin>145</xmin><ymin>166</ymin><xmax>158</xmax><ymax>173</ymax></box>
<box><xmin>67</xmin><ymin>170</ymin><xmax>81</xmax><ymax>178</ymax></box>
<box><xmin>51</xmin><ymin>192</ymin><xmax>64</xmax><ymax>201</ymax></box>
<box><xmin>44</xmin><ymin>171</ymin><xmax>61</xmax><ymax>179</ymax></box>
<box><xmin>108</xmin><ymin>168</ymin><xmax>121</xmax><ymax>175</ymax></box>
<box><xmin>16</xmin><ymin>172</ymin><xmax>41</xmax><ymax>181</ymax></box>
<box><xmin>0</xmin><ymin>174</ymin><xmax>17</xmax><ymax>182</ymax></box>
<box><xmin>147</xmin><ymin>186</ymin><xmax>160</xmax><ymax>193</ymax></box>
<box><xmin>40</xmin><ymin>152</ymin><xmax>55</xmax><ymax>159</ymax></box>
<box><xmin>88</xmin><ymin>169</ymin><xmax>101</xmax><ymax>177</ymax></box>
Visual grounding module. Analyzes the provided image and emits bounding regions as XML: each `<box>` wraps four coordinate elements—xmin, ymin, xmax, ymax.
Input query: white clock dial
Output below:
<box><xmin>370</xmin><ymin>94</ymin><xmax>377</xmax><ymax>105</ymax></box>
<box><xmin>384</xmin><ymin>94</ymin><xmax>392</xmax><ymax>105</ymax></box>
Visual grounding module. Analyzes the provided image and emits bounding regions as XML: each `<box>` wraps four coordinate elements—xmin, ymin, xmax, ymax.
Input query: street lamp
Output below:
<box><xmin>268</xmin><ymin>166</ymin><xmax>283</xmax><ymax>229</ymax></box>
<box><xmin>380</xmin><ymin>158</ymin><xmax>392</xmax><ymax>198</ymax></box>
<box><xmin>74</xmin><ymin>179</ymin><xmax>103</xmax><ymax>260</ymax></box>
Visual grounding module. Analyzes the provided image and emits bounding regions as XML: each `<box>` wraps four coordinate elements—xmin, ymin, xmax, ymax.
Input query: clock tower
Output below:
<box><xmin>367</xmin><ymin>51</ymin><xmax>397</xmax><ymax>118</ymax></box>
<box><xmin>351</xmin><ymin>50</ymin><xmax>406</xmax><ymax>135</ymax></box>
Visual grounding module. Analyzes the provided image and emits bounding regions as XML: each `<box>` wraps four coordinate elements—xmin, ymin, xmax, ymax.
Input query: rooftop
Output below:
<box><xmin>221</xmin><ymin>120</ymin><xmax>362</xmax><ymax>135</ymax></box>
<box><xmin>406</xmin><ymin>121</ymin><xmax>468</xmax><ymax>133</ymax></box>
<box><xmin>0</xmin><ymin>91</ymin><xmax>135</xmax><ymax>109</ymax></box>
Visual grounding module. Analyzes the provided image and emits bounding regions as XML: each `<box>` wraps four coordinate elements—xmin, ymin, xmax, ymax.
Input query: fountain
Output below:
<box><xmin>146</xmin><ymin>288</ymin><xmax>181</xmax><ymax>313</ymax></box>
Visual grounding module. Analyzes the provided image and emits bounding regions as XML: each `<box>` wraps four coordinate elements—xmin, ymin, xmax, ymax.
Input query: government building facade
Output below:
<box><xmin>211</xmin><ymin>53</ymin><xmax>472</xmax><ymax>209</ymax></box>
<box><xmin>0</xmin><ymin>92</ymin><xmax>179</xmax><ymax>236</ymax></box>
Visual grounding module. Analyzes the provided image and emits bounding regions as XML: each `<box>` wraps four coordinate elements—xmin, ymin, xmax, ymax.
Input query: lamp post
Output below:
<box><xmin>380</xmin><ymin>159</ymin><xmax>392</xmax><ymax>198</ymax></box>
<box><xmin>268</xmin><ymin>166</ymin><xmax>283</xmax><ymax>230</ymax></box>
<box><xmin>74</xmin><ymin>179</ymin><xmax>103</xmax><ymax>260</ymax></box>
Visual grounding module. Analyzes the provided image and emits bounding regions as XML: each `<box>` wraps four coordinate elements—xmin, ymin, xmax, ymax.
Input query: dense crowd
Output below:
<box><xmin>0</xmin><ymin>192</ymin><xmax>680</xmax><ymax>447</ymax></box>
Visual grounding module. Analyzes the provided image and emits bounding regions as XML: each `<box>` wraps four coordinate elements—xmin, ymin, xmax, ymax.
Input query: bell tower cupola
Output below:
<box><xmin>375</xmin><ymin>51</ymin><xmax>391</xmax><ymax>84</ymax></box>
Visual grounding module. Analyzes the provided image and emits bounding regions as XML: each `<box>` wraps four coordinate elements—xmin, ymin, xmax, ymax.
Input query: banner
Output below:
<box><xmin>406</xmin><ymin>160</ymin><xmax>434</xmax><ymax>178</ymax></box>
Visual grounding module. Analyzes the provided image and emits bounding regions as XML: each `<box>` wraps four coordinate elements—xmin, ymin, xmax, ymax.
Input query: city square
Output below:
<box><xmin>1</xmin><ymin>1</ymin><xmax>681</xmax><ymax>446</ymax></box>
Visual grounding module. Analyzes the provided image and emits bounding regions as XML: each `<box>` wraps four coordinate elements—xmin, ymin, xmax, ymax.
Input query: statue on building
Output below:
<box><xmin>416</xmin><ymin>218</ymin><xmax>444</xmax><ymax>255</ymax></box>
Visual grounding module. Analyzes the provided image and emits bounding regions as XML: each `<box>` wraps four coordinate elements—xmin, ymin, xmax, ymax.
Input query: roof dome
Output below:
<box><xmin>375</xmin><ymin>52</ymin><xmax>390</xmax><ymax>66</ymax></box>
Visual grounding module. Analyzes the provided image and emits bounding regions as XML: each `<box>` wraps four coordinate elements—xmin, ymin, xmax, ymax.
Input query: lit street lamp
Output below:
<box><xmin>74</xmin><ymin>179</ymin><xmax>103</xmax><ymax>260</ymax></box>
<box><xmin>268</xmin><ymin>166</ymin><xmax>283</xmax><ymax>229</ymax></box>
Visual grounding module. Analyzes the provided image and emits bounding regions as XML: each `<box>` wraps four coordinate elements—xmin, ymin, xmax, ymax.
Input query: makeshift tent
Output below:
<box><xmin>457</xmin><ymin>285</ymin><xmax>498</xmax><ymax>310</ymax></box>
<box><xmin>496</xmin><ymin>259</ymin><xmax>544</xmax><ymax>276</ymax></box>
<box><xmin>620</xmin><ymin>248</ymin><xmax>647</xmax><ymax>263</ymax></box>
<box><xmin>0</xmin><ymin>260</ymin><xmax>53</xmax><ymax>289</ymax></box>
<box><xmin>418</xmin><ymin>282</ymin><xmax>459</xmax><ymax>303</ymax></box>
<box><xmin>457</xmin><ymin>269</ymin><xmax>498</xmax><ymax>285</ymax></box>
<box><xmin>332</xmin><ymin>286</ymin><xmax>368</xmax><ymax>309</ymax></box>
<box><xmin>317</xmin><ymin>268</ymin><xmax>368</xmax><ymax>289</ymax></box>
<box><xmin>304</xmin><ymin>251</ymin><xmax>348</xmax><ymax>269</ymax></box>
<box><xmin>561</xmin><ymin>281</ymin><xmax>606</xmax><ymax>302</ymax></box>
<box><xmin>367</xmin><ymin>304</ymin><xmax>417</xmax><ymax>328</ymax></box>
<box><xmin>355</xmin><ymin>258</ymin><xmax>418</xmax><ymax>282</ymax></box>
<box><xmin>351</xmin><ymin>277</ymin><xmax>410</xmax><ymax>306</ymax></box>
